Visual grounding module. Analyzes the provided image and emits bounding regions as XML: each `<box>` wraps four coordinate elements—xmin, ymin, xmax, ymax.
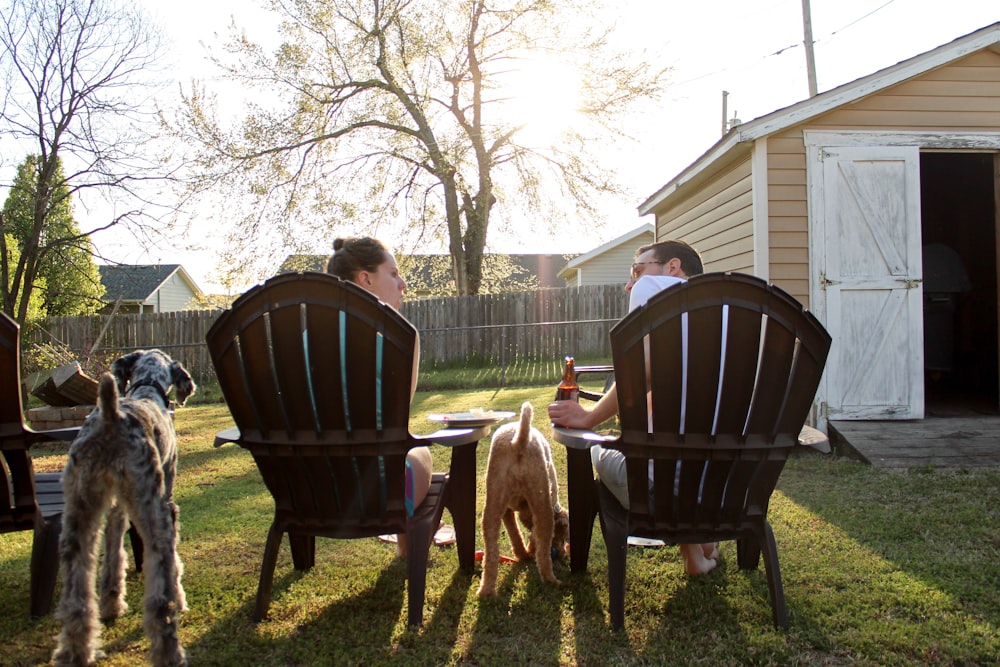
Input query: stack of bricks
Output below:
<box><xmin>26</xmin><ymin>405</ymin><xmax>94</xmax><ymax>430</ymax></box>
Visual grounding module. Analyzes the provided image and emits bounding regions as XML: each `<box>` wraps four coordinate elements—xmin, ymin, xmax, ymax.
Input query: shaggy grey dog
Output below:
<box><xmin>52</xmin><ymin>350</ymin><xmax>195</xmax><ymax>667</ymax></box>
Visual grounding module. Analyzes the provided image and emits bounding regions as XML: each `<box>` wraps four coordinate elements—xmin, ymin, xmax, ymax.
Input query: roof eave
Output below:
<box><xmin>638</xmin><ymin>21</ymin><xmax>1000</xmax><ymax>215</ymax></box>
<box><xmin>638</xmin><ymin>133</ymin><xmax>749</xmax><ymax>215</ymax></box>
<box><xmin>561</xmin><ymin>223</ymin><xmax>655</xmax><ymax>271</ymax></box>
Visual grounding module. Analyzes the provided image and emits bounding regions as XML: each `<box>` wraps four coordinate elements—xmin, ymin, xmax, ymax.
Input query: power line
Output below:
<box><xmin>824</xmin><ymin>0</ymin><xmax>897</xmax><ymax>41</ymax></box>
<box><xmin>670</xmin><ymin>0</ymin><xmax>899</xmax><ymax>90</ymax></box>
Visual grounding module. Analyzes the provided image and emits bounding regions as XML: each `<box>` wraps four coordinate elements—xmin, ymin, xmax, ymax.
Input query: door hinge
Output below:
<box><xmin>819</xmin><ymin>273</ymin><xmax>840</xmax><ymax>289</ymax></box>
<box><xmin>898</xmin><ymin>278</ymin><xmax>922</xmax><ymax>289</ymax></box>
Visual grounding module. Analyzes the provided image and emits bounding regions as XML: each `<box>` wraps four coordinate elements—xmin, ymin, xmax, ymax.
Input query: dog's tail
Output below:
<box><xmin>97</xmin><ymin>372</ymin><xmax>122</xmax><ymax>425</ymax></box>
<box><xmin>514</xmin><ymin>401</ymin><xmax>534</xmax><ymax>447</ymax></box>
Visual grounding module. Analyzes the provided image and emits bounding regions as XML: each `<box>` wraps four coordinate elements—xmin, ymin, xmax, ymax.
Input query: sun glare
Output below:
<box><xmin>496</xmin><ymin>55</ymin><xmax>583</xmax><ymax>148</ymax></box>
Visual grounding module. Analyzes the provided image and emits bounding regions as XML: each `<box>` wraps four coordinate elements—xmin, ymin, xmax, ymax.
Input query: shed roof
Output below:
<box><xmin>557</xmin><ymin>223</ymin><xmax>654</xmax><ymax>279</ymax></box>
<box><xmin>638</xmin><ymin>21</ymin><xmax>1000</xmax><ymax>215</ymax></box>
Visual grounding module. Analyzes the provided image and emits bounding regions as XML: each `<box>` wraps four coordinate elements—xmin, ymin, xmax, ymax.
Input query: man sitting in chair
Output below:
<box><xmin>547</xmin><ymin>239</ymin><xmax>719</xmax><ymax>575</ymax></box>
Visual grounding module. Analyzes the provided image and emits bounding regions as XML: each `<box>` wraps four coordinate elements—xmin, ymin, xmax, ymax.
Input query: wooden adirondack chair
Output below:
<box><xmin>207</xmin><ymin>272</ymin><xmax>488</xmax><ymax>627</ymax></box>
<box><xmin>553</xmin><ymin>273</ymin><xmax>831</xmax><ymax>630</ymax></box>
<box><xmin>0</xmin><ymin>312</ymin><xmax>78</xmax><ymax>618</ymax></box>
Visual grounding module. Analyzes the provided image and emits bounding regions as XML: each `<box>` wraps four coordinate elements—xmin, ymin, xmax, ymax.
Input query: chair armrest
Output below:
<box><xmin>214</xmin><ymin>425</ymin><xmax>490</xmax><ymax>448</ymax></box>
<box><xmin>574</xmin><ymin>364</ymin><xmax>613</xmax><ymax>377</ymax></box>
<box><xmin>29</xmin><ymin>426</ymin><xmax>80</xmax><ymax>443</ymax></box>
<box><xmin>214</xmin><ymin>427</ymin><xmax>241</xmax><ymax>448</ymax></box>
<box><xmin>550</xmin><ymin>426</ymin><xmax>617</xmax><ymax>451</ymax></box>
<box><xmin>570</xmin><ymin>365</ymin><xmax>614</xmax><ymax>403</ymax></box>
<box><xmin>413</xmin><ymin>425</ymin><xmax>490</xmax><ymax>447</ymax></box>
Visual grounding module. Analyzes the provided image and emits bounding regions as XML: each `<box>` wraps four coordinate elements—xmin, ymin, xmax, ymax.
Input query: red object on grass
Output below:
<box><xmin>474</xmin><ymin>550</ymin><xmax>516</xmax><ymax>563</ymax></box>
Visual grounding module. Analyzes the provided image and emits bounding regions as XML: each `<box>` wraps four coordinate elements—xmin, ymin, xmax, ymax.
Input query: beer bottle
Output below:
<box><xmin>556</xmin><ymin>355</ymin><xmax>580</xmax><ymax>402</ymax></box>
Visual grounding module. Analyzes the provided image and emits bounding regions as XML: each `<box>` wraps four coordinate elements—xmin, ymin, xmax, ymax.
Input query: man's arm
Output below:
<box><xmin>548</xmin><ymin>383</ymin><xmax>619</xmax><ymax>430</ymax></box>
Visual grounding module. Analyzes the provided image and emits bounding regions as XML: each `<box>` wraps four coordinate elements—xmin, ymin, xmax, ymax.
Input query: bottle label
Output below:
<box><xmin>556</xmin><ymin>387</ymin><xmax>579</xmax><ymax>402</ymax></box>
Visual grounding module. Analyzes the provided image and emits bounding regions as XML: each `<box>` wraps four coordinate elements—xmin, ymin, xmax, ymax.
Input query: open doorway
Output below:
<box><xmin>920</xmin><ymin>152</ymin><xmax>999</xmax><ymax>415</ymax></box>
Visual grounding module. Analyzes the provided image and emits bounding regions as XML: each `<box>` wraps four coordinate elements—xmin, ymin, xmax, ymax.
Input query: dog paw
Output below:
<box><xmin>476</xmin><ymin>583</ymin><xmax>496</xmax><ymax>597</ymax></box>
<box><xmin>52</xmin><ymin>647</ymin><xmax>105</xmax><ymax>667</ymax></box>
<box><xmin>98</xmin><ymin>598</ymin><xmax>128</xmax><ymax>623</ymax></box>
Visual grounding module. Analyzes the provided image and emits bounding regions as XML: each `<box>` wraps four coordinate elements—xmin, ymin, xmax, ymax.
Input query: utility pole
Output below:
<box><xmin>801</xmin><ymin>0</ymin><xmax>818</xmax><ymax>97</ymax></box>
<box><xmin>721</xmin><ymin>90</ymin><xmax>729</xmax><ymax>136</ymax></box>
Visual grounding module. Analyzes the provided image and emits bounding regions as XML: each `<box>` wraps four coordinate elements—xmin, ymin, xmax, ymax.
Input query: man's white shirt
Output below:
<box><xmin>628</xmin><ymin>275</ymin><xmax>686</xmax><ymax>312</ymax></box>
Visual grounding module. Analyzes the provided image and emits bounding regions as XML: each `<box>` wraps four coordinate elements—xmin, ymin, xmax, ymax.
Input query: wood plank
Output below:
<box><xmin>30</xmin><ymin>374</ymin><xmax>75</xmax><ymax>407</ymax></box>
<box><xmin>52</xmin><ymin>363</ymin><xmax>98</xmax><ymax>405</ymax></box>
<box><xmin>829</xmin><ymin>417</ymin><xmax>1000</xmax><ymax>468</ymax></box>
<box><xmin>820</xmin><ymin>108</ymin><xmax>1000</xmax><ymax>128</ymax></box>
<box><xmin>851</xmin><ymin>95</ymin><xmax>1000</xmax><ymax>112</ymax></box>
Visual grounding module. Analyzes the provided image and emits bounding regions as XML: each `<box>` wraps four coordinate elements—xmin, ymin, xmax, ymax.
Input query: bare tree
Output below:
<box><xmin>173</xmin><ymin>0</ymin><xmax>669</xmax><ymax>295</ymax></box>
<box><xmin>0</xmin><ymin>0</ymin><xmax>169</xmax><ymax>323</ymax></box>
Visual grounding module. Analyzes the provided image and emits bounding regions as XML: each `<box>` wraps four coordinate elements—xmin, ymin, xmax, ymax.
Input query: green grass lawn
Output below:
<box><xmin>2</xmin><ymin>385</ymin><xmax>998</xmax><ymax>666</ymax></box>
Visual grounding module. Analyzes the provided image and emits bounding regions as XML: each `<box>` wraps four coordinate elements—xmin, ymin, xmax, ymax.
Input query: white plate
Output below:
<box><xmin>426</xmin><ymin>411</ymin><xmax>515</xmax><ymax>428</ymax></box>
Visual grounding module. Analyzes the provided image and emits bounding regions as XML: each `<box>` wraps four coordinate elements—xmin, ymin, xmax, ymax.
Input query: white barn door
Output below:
<box><xmin>813</xmin><ymin>145</ymin><xmax>924</xmax><ymax>420</ymax></box>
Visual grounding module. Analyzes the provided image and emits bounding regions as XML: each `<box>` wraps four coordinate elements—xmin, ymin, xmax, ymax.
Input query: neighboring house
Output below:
<box><xmin>98</xmin><ymin>264</ymin><xmax>204</xmax><ymax>313</ymax></box>
<box><xmin>557</xmin><ymin>223</ymin><xmax>654</xmax><ymax>286</ymax></box>
<box><xmin>637</xmin><ymin>22</ymin><xmax>1000</xmax><ymax>427</ymax></box>
<box><xmin>279</xmin><ymin>253</ymin><xmax>577</xmax><ymax>295</ymax></box>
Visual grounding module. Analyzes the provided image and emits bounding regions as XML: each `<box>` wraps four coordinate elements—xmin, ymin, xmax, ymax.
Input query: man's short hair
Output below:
<box><xmin>636</xmin><ymin>240</ymin><xmax>704</xmax><ymax>276</ymax></box>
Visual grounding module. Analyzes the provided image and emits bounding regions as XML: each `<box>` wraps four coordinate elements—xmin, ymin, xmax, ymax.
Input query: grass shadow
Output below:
<box><xmin>465</xmin><ymin>556</ymin><xmax>573</xmax><ymax>664</ymax></box>
<box><xmin>775</xmin><ymin>457</ymin><xmax>1000</xmax><ymax>661</ymax></box>
<box><xmin>185</xmin><ymin>560</ymin><xmax>409</xmax><ymax>664</ymax></box>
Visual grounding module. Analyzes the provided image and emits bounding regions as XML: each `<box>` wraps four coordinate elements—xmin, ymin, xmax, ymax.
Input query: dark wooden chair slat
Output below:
<box><xmin>592</xmin><ymin>273</ymin><xmax>831</xmax><ymax>630</ymax></box>
<box><xmin>0</xmin><ymin>312</ymin><xmax>81</xmax><ymax>618</ymax></box>
<box><xmin>207</xmin><ymin>272</ymin><xmax>482</xmax><ymax>627</ymax></box>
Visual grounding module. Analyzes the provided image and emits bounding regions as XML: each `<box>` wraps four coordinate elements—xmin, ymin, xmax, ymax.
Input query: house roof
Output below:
<box><xmin>278</xmin><ymin>253</ymin><xmax>577</xmax><ymax>291</ymax></box>
<box><xmin>638</xmin><ymin>21</ymin><xmax>1000</xmax><ymax>215</ymax></box>
<box><xmin>557</xmin><ymin>223</ymin><xmax>654</xmax><ymax>279</ymax></box>
<box><xmin>98</xmin><ymin>264</ymin><xmax>202</xmax><ymax>303</ymax></box>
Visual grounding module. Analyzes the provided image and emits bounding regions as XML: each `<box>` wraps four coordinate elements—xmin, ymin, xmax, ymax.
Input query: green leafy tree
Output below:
<box><xmin>0</xmin><ymin>0</ymin><xmax>167</xmax><ymax>324</ymax></box>
<box><xmin>2</xmin><ymin>156</ymin><xmax>104</xmax><ymax>317</ymax></box>
<box><xmin>174</xmin><ymin>0</ymin><xmax>669</xmax><ymax>295</ymax></box>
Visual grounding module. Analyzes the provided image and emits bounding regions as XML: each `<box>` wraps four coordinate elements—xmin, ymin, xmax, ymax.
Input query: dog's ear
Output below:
<box><xmin>169</xmin><ymin>361</ymin><xmax>197</xmax><ymax>406</ymax></box>
<box><xmin>110</xmin><ymin>351</ymin><xmax>143</xmax><ymax>393</ymax></box>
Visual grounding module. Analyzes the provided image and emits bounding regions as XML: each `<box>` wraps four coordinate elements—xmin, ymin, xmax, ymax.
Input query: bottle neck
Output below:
<box><xmin>560</xmin><ymin>361</ymin><xmax>577</xmax><ymax>387</ymax></box>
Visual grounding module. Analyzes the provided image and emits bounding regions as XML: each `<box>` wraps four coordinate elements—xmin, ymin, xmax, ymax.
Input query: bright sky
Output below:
<box><xmin>78</xmin><ymin>1</ymin><xmax>1000</xmax><ymax>291</ymax></box>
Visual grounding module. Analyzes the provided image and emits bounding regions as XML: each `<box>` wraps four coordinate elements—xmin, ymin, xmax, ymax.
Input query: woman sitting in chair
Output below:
<box><xmin>326</xmin><ymin>236</ymin><xmax>433</xmax><ymax>557</ymax></box>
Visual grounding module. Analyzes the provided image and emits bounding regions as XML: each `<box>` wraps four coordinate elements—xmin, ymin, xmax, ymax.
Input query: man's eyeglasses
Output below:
<box><xmin>630</xmin><ymin>261</ymin><xmax>665</xmax><ymax>279</ymax></box>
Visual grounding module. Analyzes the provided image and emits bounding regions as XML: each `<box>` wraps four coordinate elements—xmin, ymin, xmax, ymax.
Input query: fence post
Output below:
<box><xmin>500</xmin><ymin>324</ymin><xmax>507</xmax><ymax>388</ymax></box>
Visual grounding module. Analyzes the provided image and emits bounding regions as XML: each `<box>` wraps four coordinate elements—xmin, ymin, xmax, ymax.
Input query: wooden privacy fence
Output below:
<box><xmin>403</xmin><ymin>285</ymin><xmax>627</xmax><ymax>367</ymax></box>
<box><xmin>26</xmin><ymin>284</ymin><xmax>629</xmax><ymax>384</ymax></box>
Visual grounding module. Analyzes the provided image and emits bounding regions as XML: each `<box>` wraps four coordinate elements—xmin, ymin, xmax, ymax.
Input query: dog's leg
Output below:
<box><xmin>526</xmin><ymin>490</ymin><xmax>560</xmax><ymax>585</ymax></box>
<box><xmin>161</xmin><ymin>443</ymin><xmax>188</xmax><ymax>612</ymax></box>
<box><xmin>170</xmin><ymin>501</ymin><xmax>188</xmax><ymax>613</ymax></box>
<box><xmin>518</xmin><ymin>504</ymin><xmax>536</xmax><ymax>557</ymax></box>
<box><xmin>477</xmin><ymin>488</ymin><xmax>506</xmax><ymax>597</ymax></box>
<box><xmin>53</xmin><ymin>477</ymin><xmax>111</xmax><ymax>666</ymax></box>
<box><xmin>503</xmin><ymin>508</ymin><xmax>531</xmax><ymax>561</ymax></box>
<box><xmin>99</xmin><ymin>504</ymin><xmax>130</xmax><ymax>622</ymax></box>
<box><xmin>130</xmin><ymin>496</ymin><xmax>188</xmax><ymax>666</ymax></box>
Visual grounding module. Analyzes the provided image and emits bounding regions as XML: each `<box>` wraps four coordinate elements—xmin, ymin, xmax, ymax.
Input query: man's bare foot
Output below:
<box><xmin>395</xmin><ymin>533</ymin><xmax>407</xmax><ymax>559</ymax></box>
<box><xmin>701</xmin><ymin>542</ymin><xmax>720</xmax><ymax>560</ymax></box>
<box><xmin>681</xmin><ymin>543</ymin><xmax>717</xmax><ymax>575</ymax></box>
